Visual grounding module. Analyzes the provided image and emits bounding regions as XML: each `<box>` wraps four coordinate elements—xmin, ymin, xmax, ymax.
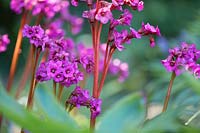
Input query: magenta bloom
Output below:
<box><xmin>138</xmin><ymin>22</ymin><xmax>161</xmax><ymax>47</ymax></box>
<box><xmin>110</xmin><ymin>9</ymin><xmax>133</xmax><ymax>28</ymax></box>
<box><xmin>66</xmin><ymin>86</ymin><xmax>102</xmax><ymax>118</ymax></box>
<box><xmin>36</xmin><ymin>62</ymin><xmax>51</xmax><ymax>82</ymax></box>
<box><xmin>78</xmin><ymin>44</ymin><xmax>94</xmax><ymax>73</ymax></box>
<box><xmin>32</xmin><ymin>0</ymin><xmax>69</xmax><ymax>18</ymax></box>
<box><xmin>129</xmin><ymin>27</ymin><xmax>141</xmax><ymax>39</ymax></box>
<box><xmin>126</xmin><ymin>0</ymin><xmax>144</xmax><ymax>11</ymax></box>
<box><xmin>95</xmin><ymin>7</ymin><xmax>113</xmax><ymax>24</ymax></box>
<box><xmin>66</xmin><ymin>86</ymin><xmax>90</xmax><ymax>108</ymax></box>
<box><xmin>46</xmin><ymin>60</ymin><xmax>62</xmax><ymax>79</ymax></box>
<box><xmin>162</xmin><ymin>42</ymin><xmax>200</xmax><ymax>76</ymax></box>
<box><xmin>89</xmin><ymin>97</ymin><xmax>102</xmax><ymax>119</ymax></box>
<box><xmin>10</xmin><ymin>0</ymin><xmax>36</xmax><ymax>14</ymax></box>
<box><xmin>0</xmin><ymin>34</ymin><xmax>10</xmax><ymax>53</ymax></box>
<box><xmin>71</xmin><ymin>0</ymin><xmax>78</xmax><ymax>6</ymax></box>
<box><xmin>112</xmin><ymin>0</ymin><xmax>124</xmax><ymax>7</ymax></box>
<box><xmin>82</xmin><ymin>9</ymin><xmax>96</xmax><ymax>23</ymax></box>
<box><xmin>140</xmin><ymin>22</ymin><xmax>161</xmax><ymax>36</ymax></box>
<box><xmin>23</xmin><ymin>24</ymin><xmax>49</xmax><ymax>51</ymax></box>
<box><xmin>137</xmin><ymin>1</ymin><xmax>144</xmax><ymax>11</ymax></box>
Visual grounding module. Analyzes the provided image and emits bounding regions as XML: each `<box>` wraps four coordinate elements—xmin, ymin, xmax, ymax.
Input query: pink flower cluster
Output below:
<box><xmin>0</xmin><ymin>34</ymin><xmax>10</xmax><ymax>53</ymax></box>
<box><xmin>23</xmin><ymin>24</ymin><xmax>49</xmax><ymax>51</ymax></box>
<box><xmin>81</xmin><ymin>0</ymin><xmax>160</xmax><ymax>50</ymax></box>
<box><xmin>10</xmin><ymin>0</ymin><xmax>69</xmax><ymax>18</ymax></box>
<box><xmin>162</xmin><ymin>42</ymin><xmax>200</xmax><ymax>77</ymax></box>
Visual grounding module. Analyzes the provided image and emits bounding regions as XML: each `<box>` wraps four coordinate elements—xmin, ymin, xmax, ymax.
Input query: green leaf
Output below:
<box><xmin>35</xmin><ymin>88</ymin><xmax>77</xmax><ymax>126</ymax></box>
<box><xmin>97</xmin><ymin>93</ymin><xmax>145</xmax><ymax>133</ymax></box>
<box><xmin>0</xmin><ymin>88</ymin><xmax>42</xmax><ymax>132</ymax></box>
<box><xmin>0</xmin><ymin>88</ymin><xmax>88</xmax><ymax>133</ymax></box>
<box><xmin>141</xmin><ymin>110</ymin><xmax>181</xmax><ymax>133</ymax></box>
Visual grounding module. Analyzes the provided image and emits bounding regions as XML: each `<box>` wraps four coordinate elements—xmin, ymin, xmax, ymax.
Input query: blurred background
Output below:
<box><xmin>1</xmin><ymin>0</ymin><xmax>200</xmax><ymax>132</ymax></box>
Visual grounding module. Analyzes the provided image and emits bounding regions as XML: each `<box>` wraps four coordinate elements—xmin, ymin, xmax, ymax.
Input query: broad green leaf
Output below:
<box><xmin>0</xmin><ymin>88</ymin><xmax>88</xmax><ymax>133</ymax></box>
<box><xmin>141</xmin><ymin>110</ymin><xmax>181</xmax><ymax>132</ymax></box>
<box><xmin>96</xmin><ymin>93</ymin><xmax>145</xmax><ymax>133</ymax></box>
<box><xmin>35</xmin><ymin>88</ymin><xmax>77</xmax><ymax>125</ymax></box>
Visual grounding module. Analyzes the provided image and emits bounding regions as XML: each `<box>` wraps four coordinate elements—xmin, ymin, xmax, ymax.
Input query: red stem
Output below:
<box><xmin>90</xmin><ymin>117</ymin><xmax>96</xmax><ymax>131</ymax></box>
<box><xmin>162</xmin><ymin>72</ymin><xmax>176</xmax><ymax>112</ymax></box>
<box><xmin>15</xmin><ymin>45</ymin><xmax>34</xmax><ymax>99</ymax></box>
<box><xmin>98</xmin><ymin>47</ymin><xmax>115</xmax><ymax>97</ymax></box>
<box><xmin>6</xmin><ymin>10</ymin><xmax>29</xmax><ymax>92</ymax></box>
<box><xmin>53</xmin><ymin>81</ymin><xmax>57</xmax><ymax>96</ymax></box>
<box><xmin>57</xmin><ymin>84</ymin><xmax>64</xmax><ymax>101</ymax></box>
<box><xmin>26</xmin><ymin>48</ymin><xmax>40</xmax><ymax>109</ymax></box>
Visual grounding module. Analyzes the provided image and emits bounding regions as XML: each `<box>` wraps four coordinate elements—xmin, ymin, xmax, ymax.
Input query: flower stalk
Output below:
<box><xmin>7</xmin><ymin>10</ymin><xmax>29</xmax><ymax>92</ymax></box>
<box><xmin>53</xmin><ymin>81</ymin><xmax>57</xmax><ymax>96</ymax></box>
<box><xmin>26</xmin><ymin>48</ymin><xmax>41</xmax><ymax>109</ymax></box>
<box><xmin>162</xmin><ymin>71</ymin><xmax>176</xmax><ymax>112</ymax></box>
<box><xmin>57</xmin><ymin>84</ymin><xmax>64</xmax><ymax>101</ymax></box>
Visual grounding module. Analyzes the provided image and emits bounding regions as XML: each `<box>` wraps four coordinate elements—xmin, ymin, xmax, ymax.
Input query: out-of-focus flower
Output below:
<box><xmin>109</xmin><ymin>58</ymin><xmax>129</xmax><ymax>82</ymax></box>
<box><xmin>77</xmin><ymin>44</ymin><xmax>94</xmax><ymax>73</ymax></box>
<box><xmin>45</xmin><ymin>19</ymin><xmax>65</xmax><ymax>39</ymax></box>
<box><xmin>10</xmin><ymin>0</ymin><xmax>37</xmax><ymax>14</ymax></box>
<box><xmin>61</xmin><ymin>7</ymin><xmax>83</xmax><ymax>35</ymax></box>
<box><xmin>32</xmin><ymin>0</ymin><xmax>69</xmax><ymax>18</ymax></box>
<box><xmin>0</xmin><ymin>34</ymin><xmax>10</xmax><ymax>53</ymax></box>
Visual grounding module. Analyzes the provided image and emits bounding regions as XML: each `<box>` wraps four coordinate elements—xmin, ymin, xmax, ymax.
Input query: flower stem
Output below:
<box><xmin>162</xmin><ymin>71</ymin><xmax>176</xmax><ymax>112</ymax></box>
<box><xmin>53</xmin><ymin>81</ymin><xmax>57</xmax><ymax>96</ymax></box>
<box><xmin>6</xmin><ymin>10</ymin><xmax>29</xmax><ymax>92</ymax></box>
<box><xmin>90</xmin><ymin>117</ymin><xmax>96</xmax><ymax>132</ymax></box>
<box><xmin>15</xmin><ymin>14</ymin><xmax>43</xmax><ymax>99</ymax></box>
<box><xmin>92</xmin><ymin>23</ymin><xmax>101</xmax><ymax>98</ymax></box>
<box><xmin>90</xmin><ymin>21</ymin><xmax>102</xmax><ymax>130</ymax></box>
<box><xmin>26</xmin><ymin>48</ymin><xmax>41</xmax><ymax>109</ymax></box>
<box><xmin>97</xmin><ymin>47</ymin><xmax>115</xmax><ymax>97</ymax></box>
<box><xmin>57</xmin><ymin>84</ymin><xmax>64</xmax><ymax>101</ymax></box>
<box><xmin>15</xmin><ymin>45</ymin><xmax>34</xmax><ymax>99</ymax></box>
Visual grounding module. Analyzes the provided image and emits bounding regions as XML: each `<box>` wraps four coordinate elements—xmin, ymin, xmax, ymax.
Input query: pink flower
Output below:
<box><xmin>126</xmin><ymin>0</ymin><xmax>144</xmax><ymax>11</ymax></box>
<box><xmin>140</xmin><ymin>22</ymin><xmax>161</xmax><ymax>36</ymax></box>
<box><xmin>137</xmin><ymin>1</ymin><xmax>144</xmax><ymax>11</ymax></box>
<box><xmin>95</xmin><ymin>7</ymin><xmax>113</xmax><ymax>24</ymax></box>
<box><xmin>112</xmin><ymin>0</ymin><xmax>124</xmax><ymax>7</ymax></box>
<box><xmin>130</xmin><ymin>27</ymin><xmax>141</xmax><ymax>39</ymax></box>
<box><xmin>82</xmin><ymin>9</ymin><xmax>96</xmax><ymax>22</ymax></box>
<box><xmin>0</xmin><ymin>34</ymin><xmax>10</xmax><ymax>53</ymax></box>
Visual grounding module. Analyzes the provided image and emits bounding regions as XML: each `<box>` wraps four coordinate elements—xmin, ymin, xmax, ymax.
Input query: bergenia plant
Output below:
<box><xmin>3</xmin><ymin>0</ymin><xmax>165</xmax><ymax>131</ymax></box>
